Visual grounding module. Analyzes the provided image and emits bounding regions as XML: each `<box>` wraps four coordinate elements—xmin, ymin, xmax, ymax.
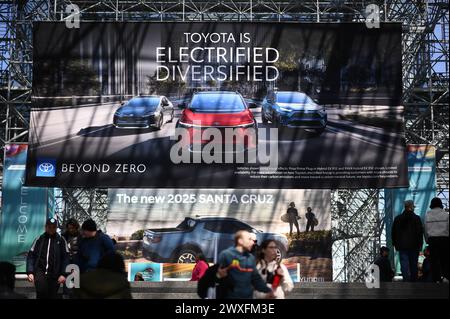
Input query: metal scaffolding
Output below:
<box><xmin>1</xmin><ymin>1</ymin><xmax>448</xmax><ymax>282</ymax></box>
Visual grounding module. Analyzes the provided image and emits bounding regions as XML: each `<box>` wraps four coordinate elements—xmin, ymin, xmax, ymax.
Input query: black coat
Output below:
<box><xmin>374</xmin><ymin>255</ymin><xmax>394</xmax><ymax>282</ymax></box>
<box><xmin>392</xmin><ymin>211</ymin><xmax>424</xmax><ymax>251</ymax></box>
<box><xmin>26</xmin><ymin>233</ymin><xmax>69</xmax><ymax>278</ymax></box>
<box><xmin>62</xmin><ymin>232</ymin><xmax>81</xmax><ymax>264</ymax></box>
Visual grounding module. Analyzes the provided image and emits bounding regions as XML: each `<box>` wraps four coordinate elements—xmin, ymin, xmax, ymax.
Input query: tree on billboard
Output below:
<box><xmin>35</xmin><ymin>59</ymin><xmax>100</xmax><ymax>96</ymax></box>
<box><xmin>63</xmin><ymin>60</ymin><xmax>100</xmax><ymax>95</ymax></box>
<box><xmin>275</xmin><ymin>51</ymin><xmax>298</xmax><ymax>72</ymax></box>
<box><xmin>221</xmin><ymin>79</ymin><xmax>240</xmax><ymax>91</ymax></box>
<box><xmin>146</xmin><ymin>69</ymin><xmax>186</xmax><ymax>96</ymax></box>
<box><xmin>273</xmin><ymin>33</ymin><xmax>302</xmax><ymax>92</ymax></box>
<box><xmin>340</xmin><ymin>63</ymin><xmax>377</xmax><ymax>93</ymax></box>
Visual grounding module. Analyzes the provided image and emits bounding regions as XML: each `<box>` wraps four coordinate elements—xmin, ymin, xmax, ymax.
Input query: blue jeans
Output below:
<box><xmin>399</xmin><ymin>250</ymin><xmax>419</xmax><ymax>282</ymax></box>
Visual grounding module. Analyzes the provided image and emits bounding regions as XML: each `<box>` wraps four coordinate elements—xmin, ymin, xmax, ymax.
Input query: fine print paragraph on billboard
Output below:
<box><xmin>26</xmin><ymin>22</ymin><xmax>408</xmax><ymax>188</ymax></box>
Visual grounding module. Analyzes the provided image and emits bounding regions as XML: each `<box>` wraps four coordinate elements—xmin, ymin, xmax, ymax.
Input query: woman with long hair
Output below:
<box><xmin>254</xmin><ymin>240</ymin><xmax>293</xmax><ymax>299</ymax></box>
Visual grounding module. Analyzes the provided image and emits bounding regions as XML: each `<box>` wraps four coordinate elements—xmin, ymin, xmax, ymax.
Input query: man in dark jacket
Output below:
<box><xmin>78</xmin><ymin>219</ymin><xmax>115</xmax><ymax>273</ymax></box>
<box><xmin>26</xmin><ymin>218</ymin><xmax>69</xmax><ymax>299</ymax></box>
<box><xmin>374</xmin><ymin>246</ymin><xmax>394</xmax><ymax>282</ymax></box>
<box><xmin>392</xmin><ymin>200</ymin><xmax>424</xmax><ymax>282</ymax></box>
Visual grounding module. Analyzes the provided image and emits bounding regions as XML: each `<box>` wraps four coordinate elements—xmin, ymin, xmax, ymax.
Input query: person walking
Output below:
<box><xmin>78</xmin><ymin>219</ymin><xmax>115</xmax><ymax>273</ymax></box>
<box><xmin>392</xmin><ymin>200</ymin><xmax>424</xmax><ymax>282</ymax></box>
<box><xmin>424</xmin><ymin>197</ymin><xmax>449</xmax><ymax>282</ymax></box>
<box><xmin>215</xmin><ymin>230</ymin><xmax>274</xmax><ymax>299</ymax></box>
<box><xmin>287</xmin><ymin>202</ymin><xmax>300</xmax><ymax>237</ymax></box>
<box><xmin>26</xmin><ymin>218</ymin><xmax>69</xmax><ymax>299</ymax></box>
<box><xmin>254</xmin><ymin>240</ymin><xmax>293</xmax><ymax>299</ymax></box>
<box><xmin>305</xmin><ymin>207</ymin><xmax>316</xmax><ymax>232</ymax></box>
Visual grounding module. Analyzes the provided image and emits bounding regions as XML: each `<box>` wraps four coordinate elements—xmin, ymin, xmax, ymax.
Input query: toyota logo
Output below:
<box><xmin>39</xmin><ymin>162</ymin><xmax>54</xmax><ymax>172</ymax></box>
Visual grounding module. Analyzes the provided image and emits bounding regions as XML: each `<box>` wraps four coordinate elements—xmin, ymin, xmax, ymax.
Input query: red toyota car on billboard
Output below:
<box><xmin>176</xmin><ymin>91</ymin><xmax>258</xmax><ymax>153</ymax></box>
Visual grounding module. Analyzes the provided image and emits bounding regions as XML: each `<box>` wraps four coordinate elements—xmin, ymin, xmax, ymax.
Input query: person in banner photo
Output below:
<box><xmin>215</xmin><ymin>230</ymin><xmax>275</xmax><ymax>299</ymax></box>
<box><xmin>305</xmin><ymin>207</ymin><xmax>317</xmax><ymax>232</ymax></box>
<box><xmin>254</xmin><ymin>240</ymin><xmax>293</xmax><ymax>299</ymax></box>
<box><xmin>424</xmin><ymin>197</ymin><xmax>449</xmax><ymax>282</ymax></box>
<box><xmin>392</xmin><ymin>200</ymin><xmax>424</xmax><ymax>282</ymax></box>
<box><xmin>286</xmin><ymin>202</ymin><xmax>301</xmax><ymax>237</ymax></box>
<box><xmin>78</xmin><ymin>219</ymin><xmax>115</xmax><ymax>273</ymax></box>
<box><xmin>26</xmin><ymin>218</ymin><xmax>69</xmax><ymax>299</ymax></box>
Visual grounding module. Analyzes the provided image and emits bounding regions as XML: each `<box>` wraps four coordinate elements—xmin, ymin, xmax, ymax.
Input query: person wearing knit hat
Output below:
<box><xmin>82</xmin><ymin>219</ymin><xmax>97</xmax><ymax>232</ymax></box>
<box><xmin>78</xmin><ymin>219</ymin><xmax>115</xmax><ymax>273</ymax></box>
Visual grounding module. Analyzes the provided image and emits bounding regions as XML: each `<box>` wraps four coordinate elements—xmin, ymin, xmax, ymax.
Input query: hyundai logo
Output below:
<box><xmin>39</xmin><ymin>162</ymin><xmax>54</xmax><ymax>172</ymax></box>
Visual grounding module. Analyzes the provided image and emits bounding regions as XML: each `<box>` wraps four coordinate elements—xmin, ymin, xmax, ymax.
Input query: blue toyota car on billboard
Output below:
<box><xmin>113</xmin><ymin>95</ymin><xmax>174</xmax><ymax>129</ymax></box>
<box><xmin>261</xmin><ymin>91</ymin><xmax>327</xmax><ymax>134</ymax></box>
<box><xmin>143</xmin><ymin>217</ymin><xmax>289</xmax><ymax>263</ymax></box>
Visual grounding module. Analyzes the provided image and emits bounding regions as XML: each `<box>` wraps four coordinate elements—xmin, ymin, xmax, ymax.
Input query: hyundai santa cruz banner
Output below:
<box><xmin>108</xmin><ymin>188</ymin><xmax>332</xmax><ymax>282</ymax></box>
<box><xmin>26</xmin><ymin>22</ymin><xmax>407</xmax><ymax>188</ymax></box>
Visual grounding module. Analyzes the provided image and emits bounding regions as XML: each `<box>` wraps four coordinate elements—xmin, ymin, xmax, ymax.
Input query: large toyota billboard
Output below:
<box><xmin>26</xmin><ymin>22</ymin><xmax>407</xmax><ymax>188</ymax></box>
